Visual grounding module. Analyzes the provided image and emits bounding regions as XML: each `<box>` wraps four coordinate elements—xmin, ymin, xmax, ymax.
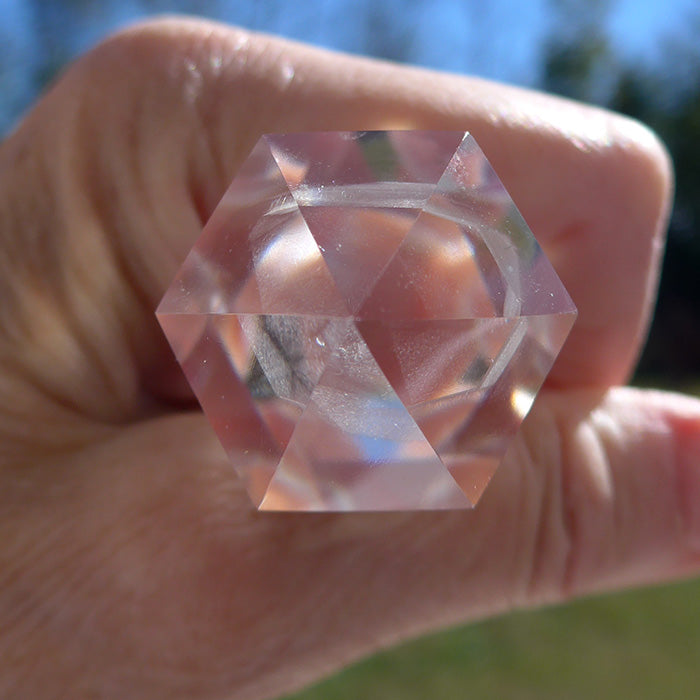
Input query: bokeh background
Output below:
<box><xmin>2</xmin><ymin>0</ymin><xmax>699</xmax><ymax>698</ymax></box>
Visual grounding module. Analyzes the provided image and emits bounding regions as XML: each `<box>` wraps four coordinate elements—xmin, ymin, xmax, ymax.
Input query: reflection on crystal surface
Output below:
<box><xmin>158</xmin><ymin>131</ymin><xmax>577</xmax><ymax>511</ymax></box>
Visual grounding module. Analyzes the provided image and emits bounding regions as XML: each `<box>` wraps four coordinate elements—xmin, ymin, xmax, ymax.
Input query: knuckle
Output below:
<box><xmin>514</xmin><ymin>392</ymin><xmax>618</xmax><ymax>605</ymax></box>
<box><xmin>514</xmin><ymin>395</ymin><xmax>574</xmax><ymax>605</ymax></box>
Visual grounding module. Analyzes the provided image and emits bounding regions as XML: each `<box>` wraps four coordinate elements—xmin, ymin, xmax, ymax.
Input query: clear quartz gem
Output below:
<box><xmin>157</xmin><ymin>131</ymin><xmax>577</xmax><ymax>511</ymax></box>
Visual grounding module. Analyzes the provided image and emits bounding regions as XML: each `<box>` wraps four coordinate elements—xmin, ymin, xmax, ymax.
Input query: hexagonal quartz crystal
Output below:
<box><xmin>157</xmin><ymin>131</ymin><xmax>577</xmax><ymax>511</ymax></box>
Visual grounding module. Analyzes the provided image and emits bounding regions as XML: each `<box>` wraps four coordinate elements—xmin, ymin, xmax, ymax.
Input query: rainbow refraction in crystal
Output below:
<box><xmin>157</xmin><ymin>131</ymin><xmax>577</xmax><ymax>511</ymax></box>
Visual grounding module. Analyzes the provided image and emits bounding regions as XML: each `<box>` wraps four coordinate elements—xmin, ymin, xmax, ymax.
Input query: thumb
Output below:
<box><xmin>515</xmin><ymin>387</ymin><xmax>700</xmax><ymax>605</ymax></box>
<box><xmin>5</xmin><ymin>387</ymin><xmax>698</xmax><ymax>699</ymax></box>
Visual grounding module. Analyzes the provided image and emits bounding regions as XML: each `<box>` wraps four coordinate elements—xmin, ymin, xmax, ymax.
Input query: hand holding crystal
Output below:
<box><xmin>0</xmin><ymin>18</ymin><xmax>698</xmax><ymax>700</ymax></box>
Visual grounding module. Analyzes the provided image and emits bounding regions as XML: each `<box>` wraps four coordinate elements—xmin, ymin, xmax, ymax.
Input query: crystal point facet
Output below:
<box><xmin>157</xmin><ymin>131</ymin><xmax>577</xmax><ymax>511</ymax></box>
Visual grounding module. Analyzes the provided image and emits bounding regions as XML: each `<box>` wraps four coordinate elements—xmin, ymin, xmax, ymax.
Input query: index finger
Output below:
<box><xmin>0</xmin><ymin>17</ymin><xmax>671</xmax><ymax>425</ymax></box>
<box><xmin>128</xmin><ymin>20</ymin><xmax>672</xmax><ymax>389</ymax></box>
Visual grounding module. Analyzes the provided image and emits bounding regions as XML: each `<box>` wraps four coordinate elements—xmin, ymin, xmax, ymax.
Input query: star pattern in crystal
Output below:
<box><xmin>157</xmin><ymin>131</ymin><xmax>577</xmax><ymax>511</ymax></box>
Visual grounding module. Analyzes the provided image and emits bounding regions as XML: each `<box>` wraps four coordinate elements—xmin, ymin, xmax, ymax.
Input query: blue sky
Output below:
<box><xmin>0</xmin><ymin>0</ymin><xmax>698</xmax><ymax>134</ymax></box>
<box><xmin>609</xmin><ymin>0</ymin><xmax>698</xmax><ymax>62</ymax></box>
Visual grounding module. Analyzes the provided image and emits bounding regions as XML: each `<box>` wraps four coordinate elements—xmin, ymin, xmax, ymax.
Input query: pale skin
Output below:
<box><xmin>0</xmin><ymin>16</ymin><xmax>699</xmax><ymax>700</ymax></box>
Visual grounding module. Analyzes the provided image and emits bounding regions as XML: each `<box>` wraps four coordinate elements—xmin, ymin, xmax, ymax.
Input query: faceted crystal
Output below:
<box><xmin>157</xmin><ymin>131</ymin><xmax>577</xmax><ymax>511</ymax></box>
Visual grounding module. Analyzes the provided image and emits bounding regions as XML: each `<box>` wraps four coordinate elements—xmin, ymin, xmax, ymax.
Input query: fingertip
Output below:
<box><xmin>609</xmin><ymin>114</ymin><xmax>674</xmax><ymax>202</ymax></box>
<box><xmin>553</xmin><ymin>387</ymin><xmax>700</xmax><ymax>596</ymax></box>
<box><xmin>651</xmin><ymin>390</ymin><xmax>700</xmax><ymax>554</ymax></box>
<box><xmin>623</xmin><ymin>387</ymin><xmax>700</xmax><ymax>560</ymax></box>
<box><xmin>603</xmin><ymin>113</ymin><xmax>674</xmax><ymax>278</ymax></box>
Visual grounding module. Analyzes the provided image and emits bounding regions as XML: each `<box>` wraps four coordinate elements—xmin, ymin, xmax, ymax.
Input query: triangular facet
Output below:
<box><xmin>358</xmin><ymin>133</ymin><xmax>576</xmax><ymax>320</ymax></box>
<box><xmin>157</xmin><ymin>136</ymin><xmax>351</xmax><ymax>317</ymax></box>
<box><xmin>259</xmin><ymin>320</ymin><xmax>471</xmax><ymax>510</ymax></box>
<box><xmin>262</xmin><ymin>132</ymin><xmax>470</xmax><ymax>314</ymax></box>
<box><xmin>157</xmin><ymin>313</ymin><xmax>282</xmax><ymax>507</ymax></box>
<box><xmin>357</xmin><ymin>209</ymin><xmax>506</xmax><ymax>320</ymax></box>
<box><xmin>402</xmin><ymin>312</ymin><xmax>574</xmax><ymax>501</ymax></box>
<box><xmin>419</xmin><ymin>134</ymin><xmax>576</xmax><ymax>318</ymax></box>
<box><xmin>434</xmin><ymin>313</ymin><xmax>576</xmax><ymax>461</ymax></box>
<box><xmin>299</xmin><ymin>205</ymin><xmax>421</xmax><ymax>312</ymax></box>
<box><xmin>406</xmin><ymin>389</ymin><xmax>497</xmax><ymax>506</ymax></box>
<box><xmin>355</xmin><ymin>134</ymin><xmax>504</xmax><ymax>320</ymax></box>
<box><xmin>441</xmin><ymin>454</ymin><xmax>500</xmax><ymax>506</ymax></box>
<box><xmin>265</xmin><ymin>132</ymin><xmax>374</xmax><ymax>188</ymax></box>
<box><xmin>357</xmin><ymin>318</ymin><xmax>517</xmax><ymax>407</ymax></box>
<box><xmin>245</xmin><ymin>205</ymin><xmax>351</xmax><ymax>315</ymax></box>
<box><xmin>265</xmin><ymin>131</ymin><xmax>465</xmax><ymax>190</ymax></box>
<box><xmin>157</xmin><ymin>136</ymin><xmax>288</xmax><ymax>316</ymax></box>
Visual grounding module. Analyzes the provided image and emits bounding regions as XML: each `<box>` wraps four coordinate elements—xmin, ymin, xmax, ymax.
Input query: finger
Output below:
<box><xmin>0</xmin><ymin>19</ymin><xmax>670</xmax><ymax>425</ymax></box>
<box><xmin>3</xmin><ymin>388</ymin><xmax>699</xmax><ymax>699</ymax></box>
<box><xmin>115</xmin><ymin>19</ymin><xmax>673</xmax><ymax>388</ymax></box>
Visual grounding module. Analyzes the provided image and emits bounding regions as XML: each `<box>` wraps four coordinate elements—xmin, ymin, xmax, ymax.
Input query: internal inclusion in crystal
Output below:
<box><xmin>157</xmin><ymin>131</ymin><xmax>577</xmax><ymax>511</ymax></box>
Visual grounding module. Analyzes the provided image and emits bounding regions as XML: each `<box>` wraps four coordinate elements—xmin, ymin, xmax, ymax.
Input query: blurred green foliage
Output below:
<box><xmin>286</xmin><ymin>577</ymin><xmax>700</xmax><ymax>700</ymax></box>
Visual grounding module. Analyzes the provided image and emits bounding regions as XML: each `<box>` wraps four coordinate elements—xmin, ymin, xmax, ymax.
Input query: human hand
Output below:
<box><xmin>1</xmin><ymin>17</ymin><xmax>698</xmax><ymax>700</ymax></box>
